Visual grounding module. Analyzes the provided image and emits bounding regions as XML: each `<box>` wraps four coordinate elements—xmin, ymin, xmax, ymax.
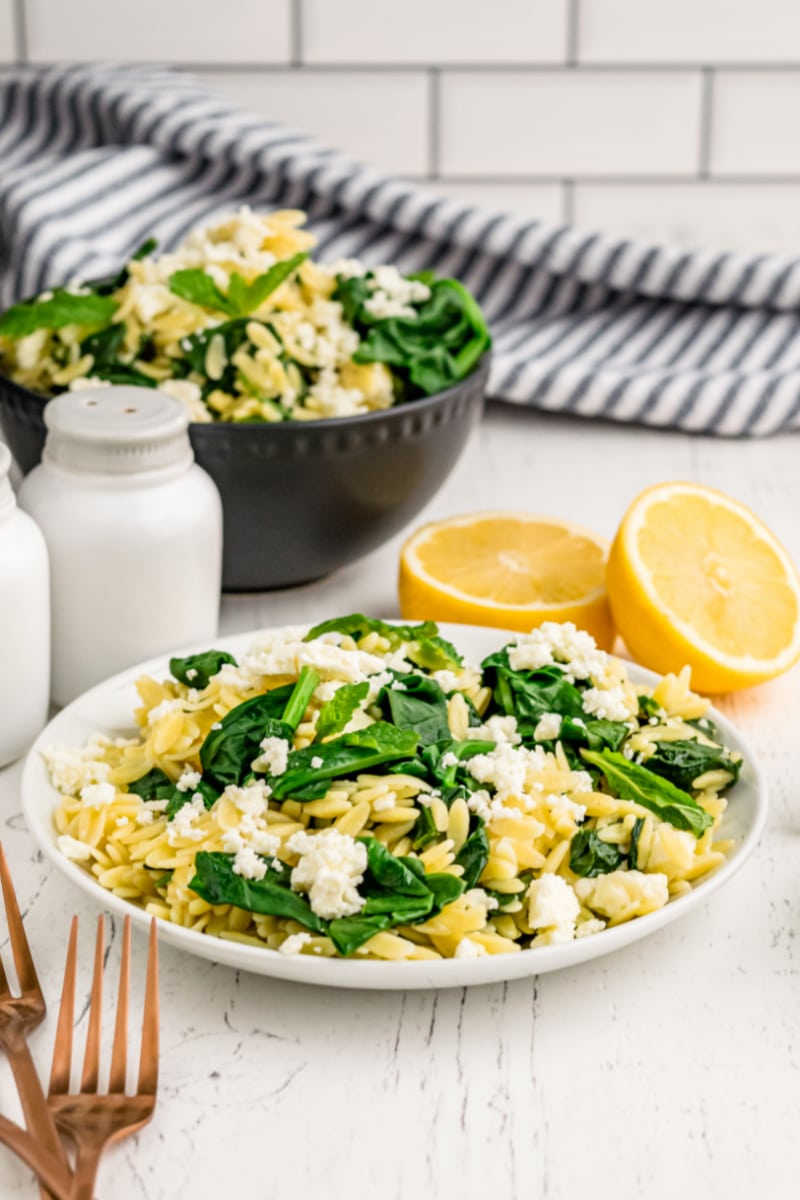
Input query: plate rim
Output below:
<box><xmin>21</xmin><ymin>621</ymin><xmax>769</xmax><ymax>990</ymax></box>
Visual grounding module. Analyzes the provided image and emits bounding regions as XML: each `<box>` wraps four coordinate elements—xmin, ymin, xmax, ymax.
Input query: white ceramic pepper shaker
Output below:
<box><xmin>18</xmin><ymin>387</ymin><xmax>223</xmax><ymax>707</ymax></box>
<box><xmin>0</xmin><ymin>442</ymin><xmax>50</xmax><ymax>765</ymax></box>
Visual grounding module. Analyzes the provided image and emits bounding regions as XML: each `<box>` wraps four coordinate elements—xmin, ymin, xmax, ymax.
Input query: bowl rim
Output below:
<box><xmin>0</xmin><ymin>352</ymin><xmax>491</xmax><ymax>434</ymax></box>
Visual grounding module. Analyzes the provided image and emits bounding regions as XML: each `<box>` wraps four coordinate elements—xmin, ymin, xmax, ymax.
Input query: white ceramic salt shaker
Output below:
<box><xmin>18</xmin><ymin>387</ymin><xmax>223</xmax><ymax>707</ymax></box>
<box><xmin>0</xmin><ymin>442</ymin><xmax>50</xmax><ymax>765</ymax></box>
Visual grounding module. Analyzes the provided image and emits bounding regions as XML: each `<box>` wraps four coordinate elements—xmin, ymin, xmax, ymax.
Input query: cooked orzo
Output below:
<box><xmin>45</xmin><ymin>617</ymin><xmax>741</xmax><ymax>961</ymax></box>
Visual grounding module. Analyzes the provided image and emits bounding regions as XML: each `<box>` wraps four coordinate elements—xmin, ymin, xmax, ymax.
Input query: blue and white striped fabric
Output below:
<box><xmin>1</xmin><ymin>63</ymin><xmax>800</xmax><ymax>436</ymax></box>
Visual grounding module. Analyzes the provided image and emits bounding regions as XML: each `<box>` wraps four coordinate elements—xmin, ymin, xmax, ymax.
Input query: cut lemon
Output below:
<box><xmin>398</xmin><ymin>512</ymin><xmax>615</xmax><ymax>649</ymax></box>
<box><xmin>607</xmin><ymin>481</ymin><xmax>800</xmax><ymax>692</ymax></box>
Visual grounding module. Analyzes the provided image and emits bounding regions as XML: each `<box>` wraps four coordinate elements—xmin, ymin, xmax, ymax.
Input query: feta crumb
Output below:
<box><xmin>185</xmin><ymin>667</ymin><xmax>199</xmax><ymax>681</ymax></box>
<box><xmin>466</xmin><ymin>714</ymin><xmax>521</xmax><ymax>744</ymax></box>
<box><xmin>42</xmin><ymin>743</ymin><xmax>110</xmax><ymax>796</ymax></box>
<box><xmin>287</xmin><ymin>827</ymin><xmax>366</xmax><ymax>920</ymax></box>
<box><xmin>454</xmin><ymin>938</ymin><xmax>487</xmax><ymax>959</ymax></box>
<box><xmin>146</xmin><ymin>698</ymin><xmax>183</xmax><ymax>726</ymax></box>
<box><xmin>463</xmin><ymin>888</ymin><xmax>499</xmax><ymax>920</ymax></box>
<box><xmin>279</xmin><ymin>932</ymin><xmax>312</xmax><ymax>955</ymax></box>
<box><xmin>372</xmin><ymin>795</ymin><xmax>395</xmax><ymax>813</ymax></box>
<box><xmin>575</xmin><ymin>917</ymin><xmax>607</xmax><ymax>939</ymax></box>
<box><xmin>533</xmin><ymin>712</ymin><xmax>562</xmax><ymax>741</ymax></box>
<box><xmin>166</xmin><ymin>794</ymin><xmax>206</xmax><ymax>845</ymax></box>
<box><xmin>231</xmin><ymin>846</ymin><xmax>268</xmax><ymax>881</ymax></box>
<box><xmin>508</xmin><ymin>622</ymin><xmax>611</xmax><ymax>685</ymax></box>
<box><xmin>440</xmin><ymin>751</ymin><xmax>459</xmax><ymax>769</ymax></box>
<box><xmin>256</xmin><ymin>736</ymin><xmax>290</xmax><ymax>776</ymax></box>
<box><xmin>526</xmin><ymin>874</ymin><xmax>580</xmax><ymax>930</ymax></box>
<box><xmin>57</xmin><ymin>835</ymin><xmax>94</xmax><ymax>862</ymax></box>
<box><xmin>466</xmin><ymin>742</ymin><xmax>547</xmax><ymax>804</ymax></box>
<box><xmin>310</xmin><ymin>756</ymin><xmax>324</xmax><ymax>770</ymax></box>
<box><xmin>80</xmin><ymin>781</ymin><xmax>116</xmax><ymax>808</ymax></box>
<box><xmin>582</xmin><ymin>685</ymin><xmax>636</xmax><ymax>723</ymax></box>
<box><xmin>545</xmin><ymin>792</ymin><xmax>586</xmax><ymax>825</ymax></box>
<box><xmin>431</xmin><ymin>669</ymin><xmax>461</xmax><ymax>694</ymax></box>
<box><xmin>115</xmin><ymin>816</ymin><xmax>130</xmax><ymax>828</ymax></box>
<box><xmin>574</xmin><ymin>870</ymin><xmax>669</xmax><ymax>922</ymax></box>
<box><xmin>176</xmin><ymin>769</ymin><xmax>202</xmax><ymax>793</ymax></box>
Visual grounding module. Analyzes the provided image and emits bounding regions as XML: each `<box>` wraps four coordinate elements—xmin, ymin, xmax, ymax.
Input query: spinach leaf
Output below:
<box><xmin>360</xmin><ymin>837</ymin><xmax>430</xmax><ymax>897</ymax></box>
<box><xmin>379</xmin><ymin>674</ymin><xmax>450</xmax><ymax>745</ymax></box>
<box><xmin>454</xmin><ymin>819</ymin><xmax>489</xmax><ymax>889</ymax></box>
<box><xmin>168</xmin><ymin>270</ymin><xmax>236</xmax><ymax>315</ymax></box>
<box><xmin>200</xmin><ymin>685</ymin><xmax>295</xmax><ymax>788</ymax></box>
<box><xmin>569</xmin><ymin>828</ymin><xmax>626</xmax><ymax>877</ymax></box>
<box><xmin>425</xmin><ymin>872</ymin><xmax>465</xmax><ymax>912</ymax></box>
<box><xmin>179</xmin><ymin>317</ymin><xmax>253</xmax><ymax>393</ymax></box>
<box><xmin>226</xmin><ymin>253</ymin><xmax>307</xmax><ymax>314</ymax></box>
<box><xmin>333</xmin><ymin>275</ymin><xmax>372</xmax><ymax>325</ymax></box>
<box><xmin>344</xmin><ymin>277</ymin><xmax>491</xmax><ymax>398</ymax></box>
<box><xmin>127</xmin><ymin>767</ymin><xmax>173</xmax><ymax>800</ymax></box>
<box><xmin>559</xmin><ymin>716</ymin><xmax>630</xmax><ymax>753</ymax></box>
<box><xmin>327</xmin><ymin>914</ymin><xmax>394</xmax><ymax>956</ymax></box>
<box><xmin>0</xmin><ymin>290</ymin><xmax>119</xmax><ymax>338</ymax></box>
<box><xmin>406</xmin><ymin>634</ymin><xmax>464</xmax><ymax>672</ymax></box>
<box><xmin>411</xmin><ymin>804</ymin><xmax>439</xmax><ymax>851</ymax></box>
<box><xmin>281</xmin><ymin>667</ymin><xmax>320</xmax><ymax>733</ymax></box>
<box><xmin>644</xmin><ymin>739</ymin><xmax>741</xmax><ymax>792</ymax></box>
<box><xmin>482</xmin><ymin>652</ymin><xmax>585</xmax><ymax>739</ymax></box>
<box><xmin>638</xmin><ymin>695</ymin><xmax>663</xmax><ymax>721</ymax></box>
<box><xmin>581</xmin><ymin>750</ymin><xmax>713</xmax><ymax>836</ymax></box>
<box><xmin>305</xmin><ymin>613</ymin><xmax>438</xmax><ymax>647</ymax></box>
<box><xmin>169</xmin><ymin>649</ymin><xmax>238</xmax><ymax>689</ymax></box>
<box><xmin>628</xmin><ymin>817</ymin><xmax>645</xmax><ymax>870</ymax></box>
<box><xmin>271</xmin><ymin>723</ymin><xmax>420</xmax><ymax>800</ymax></box>
<box><xmin>79</xmin><ymin>319</ymin><xmax>158</xmax><ymax>387</ymax></box>
<box><xmin>188</xmin><ymin>852</ymin><xmax>327</xmax><ymax>933</ymax></box>
<box><xmin>315</xmin><ymin>681</ymin><xmax>369</xmax><ymax>741</ymax></box>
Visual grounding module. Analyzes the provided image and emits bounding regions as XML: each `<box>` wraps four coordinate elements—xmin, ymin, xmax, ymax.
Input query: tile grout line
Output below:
<box><xmin>168</xmin><ymin>61</ymin><xmax>800</xmax><ymax>75</ymax></box>
<box><xmin>12</xmin><ymin>0</ymin><xmax>27</xmax><ymax>62</ymax></box>
<box><xmin>699</xmin><ymin>67</ymin><xmax>714</xmax><ymax>178</ymax></box>
<box><xmin>290</xmin><ymin>0</ymin><xmax>302</xmax><ymax>68</ymax></box>
<box><xmin>567</xmin><ymin>0</ymin><xmax>580</xmax><ymax>66</ymax></box>
<box><xmin>428</xmin><ymin>67</ymin><xmax>441</xmax><ymax>179</ymax></box>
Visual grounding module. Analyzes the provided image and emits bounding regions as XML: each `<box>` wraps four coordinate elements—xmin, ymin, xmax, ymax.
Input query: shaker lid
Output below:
<box><xmin>0</xmin><ymin>442</ymin><xmax>15</xmax><ymax>519</ymax></box>
<box><xmin>43</xmin><ymin>387</ymin><xmax>193</xmax><ymax>475</ymax></box>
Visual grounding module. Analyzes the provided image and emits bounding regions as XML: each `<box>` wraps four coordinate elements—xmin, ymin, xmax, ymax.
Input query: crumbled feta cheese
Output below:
<box><xmin>440</xmin><ymin>751</ymin><xmax>459</xmax><ymax>769</ymax></box>
<box><xmin>509</xmin><ymin>622</ymin><xmax>611</xmax><ymax>685</ymax></box>
<box><xmin>310</xmin><ymin>755</ymin><xmax>324</xmax><ymax>770</ymax></box>
<box><xmin>454</xmin><ymin>938</ymin><xmax>487</xmax><ymax>959</ymax></box>
<box><xmin>279</xmin><ymin>932</ymin><xmax>313</xmax><ymax>955</ymax></box>
<box><xmin>575</xmin><ymin>917</ymin><xmax>607</xmax><ymax>939</ymax></box>
<box><xmin>533</xmin><ymin>712</ymin><xmax>562</xmax><ymax>741</ymax></box>
<box><xmin>431</xmin><ymin>670</ymin><xmax>461</xmax><ymax>694</ymax></box>
<box><xmin>80</xmin><ymin>781</ymin><xmax>116</xmax><ymax>808</ymax></box>
<box><xmin>57</xmin><ymin>835</ymin><xmax>94</xmax><ymax>863</ymax></box>
<box><xmin>185</xmin><ymin>668</ymin><xmax>199</xmax><ymax>681</ymax></box>
<box><xmin>166</xmin><ymin>794</ymin><xmax>207</xmax><ymax>845</ymax></box>
<box><xmin>242</xmin><ymin>627</ymin><xmax>395</xmax><ymax>685</ymax></box>
<box><xmin>256</xmin><ymin>736</ymin><xmax>290</xmax><ymax>777</ymax></box>
<box><xmin>466</xmin><ymin>714</ymin><xmax>522</xmax><ymax>744</ymax></box>
<box><xmin>287</xmin><ymin>828</ymin><xmax>366</xmax><ymax>920</ymax></box>
<box><xmin>570</xmin><ymin>771</ymin><xmax>594</xmax><ymax>794</ymax></box>
<box><xmin>222</xmin><ymin>780</ymin><xmax>271</xmax><ymax>818</ymax></box>
<box><xmin>531</xmin><ymin>923</ymin><xmax>577</xmax><ymax>946</ymax></box>
<box><xmin>147</xmin><ymin>699</ymin><xmax>183</xmax><ymax>726</ymax></box>
<box><xmin>545</xmin><ymin>792</ymin><xmax>587</xmax><ymax>825</ymax></box>
<box><xmin>231</xmin><ymin>846</ymin><xmax>268</xmax><ymax>881</ymax></box>
<box><xmin>115</xmin><ymin>816</ymin><xmax>130</xmax><ymax>828</ymax></box>
<box><xmin>176</xmin><ymin>769</ymin><xmax>202</xmax><ymax>793</ymax></box>
<box><xmin>466</xmin><ymin>742</ymin><xmax>548</xmax><ymax>804</ymax></box>
<box><xmin>574</xmin><ymin>870</ymin><xmax>670</xmax><ymax>922</ymax></box>
<box><xmin>581</xmin><ymin>685</ymin><xmax>636</xmax><ymax>723</ymax></box>
<box><xmin>42</xmin><ymin>742</ymin><xmax>110</xmax><ymax>796</ymax></box>
<box><xmin>136</xmin><ymin>809</ymin><xmax>155</xmax><ymax>826</ymax></box>
<box><xmin>526</xmin><ymin>874</ymin><xmax>580</xmax><ymax>930</ymax></box>
<box><xmin>372</xmin><ymin>794</ymin><xmax>396</xmax><ymax>813</ymax></box>
<box><xmin>463</xmin><ymin>888</ymin><xmax>500</xmax><ymax>920</ymax></box>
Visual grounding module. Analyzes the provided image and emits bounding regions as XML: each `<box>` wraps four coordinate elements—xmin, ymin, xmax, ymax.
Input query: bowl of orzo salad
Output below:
<box><xmin>0</xmin><ymin>208</ymin><xmax>490</xmax><ymax>589</ymax></box>
<box><xmin>22</xmin><ymin>617</ymin><xmax>766</xmax><ymax>990</ymax></box>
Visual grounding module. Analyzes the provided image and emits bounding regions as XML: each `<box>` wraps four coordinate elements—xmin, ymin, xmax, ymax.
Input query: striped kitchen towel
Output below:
<box><xmin>1</xmin><ymin>64</ymin><xmax>799</xmax><ymax>437</ymax></box>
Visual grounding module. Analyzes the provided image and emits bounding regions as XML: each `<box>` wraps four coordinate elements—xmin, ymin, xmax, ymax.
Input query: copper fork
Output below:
<box><xmin>48</xmin><ymin>914</ymin><xmax>159</xmax><ymax>1200</ymax></box>
<box><xmin>0</xmin><ymin>844</ymin><xmax>72</xmax><ymax>1199</ymax></box>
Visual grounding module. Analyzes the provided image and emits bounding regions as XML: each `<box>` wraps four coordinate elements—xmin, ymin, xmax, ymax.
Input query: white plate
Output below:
<box><xmin>22</xmin><ymin>624</ymin><xmax>768</xmax><ymax>990</ymax></box>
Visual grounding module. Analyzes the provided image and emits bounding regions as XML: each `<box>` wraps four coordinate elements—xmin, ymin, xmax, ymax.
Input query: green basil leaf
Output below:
<box><xmin>0</xmin><ymin>290</ymin><xmax>119</xmax><ymax>338</ymax></box>
<box><xmin>168</xmin><ymin>269</ymin><xmax>236</xmax><ymax>315</ymax></box>
<box><xmin>226</xmin><ymin>253</ymin><xmax>308</xmax><ymax>315</ymax></box>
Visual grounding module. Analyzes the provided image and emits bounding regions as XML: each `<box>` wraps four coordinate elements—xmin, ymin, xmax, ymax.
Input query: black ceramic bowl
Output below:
<box><xmin>0</xmin><ymin>357</ymin><xmax>488</xmax><ymax>591</ymax></box>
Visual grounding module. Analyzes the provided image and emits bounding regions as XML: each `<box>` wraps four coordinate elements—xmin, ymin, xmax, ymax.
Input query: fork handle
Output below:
<box><xmin>2</xmin><ymin>1038</ymin><xmax>70</xmax><ymax>1184</ymax></box>
<box><xmin>0</xmin><ymin>1115</ymin><xmax>72</xmax><ymax>1200</ymax></box>
<box><xmin>69</xmin><ymin>1138</ymin><xmax>105</xmax><ymax>1200</ymax></box>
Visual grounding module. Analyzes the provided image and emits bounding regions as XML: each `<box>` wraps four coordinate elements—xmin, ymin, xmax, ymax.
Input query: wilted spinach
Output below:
<box><xmin>569</xmin><ymin>828</ymin><xmax>625</xmax><ymax>878</ymax></box>
<box><xmin>378</xmin><ymin>674</ymin><xmax>451</xmax><ymax>745</ymax></box>
<box><xmin>199</xmin><ymin>685</ymin><xmax>295</xmax><ymax>788</ymax></box>
<box><xmin>581</xmin><ymin>750</ymin><xmax>713</xmax><ymax>836</ymax></box>
<box><xmin>644</xmin><ymin>739</ymin><xmax>741</xmax><ymax>792</ymax></box>
<box><xmin>169</xmin><ymin>649</ymin><xmax>238</xmax><ymax>689</ymax></box>
<box><xmin>271</xmin><ymin>723</ymin><xmax>420</xmax><ymax>800</ymax></box>
<box><xmin>314</xmin><ymin>681</ymin><xmax>369</xmax><ymax>741</ymax></box>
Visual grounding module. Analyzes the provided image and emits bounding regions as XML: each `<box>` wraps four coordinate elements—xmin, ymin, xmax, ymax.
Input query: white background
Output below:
<box><xmin>3</xmin><ymin>1</ymin><xmax>800</xmax><ymax>252</ymax></box>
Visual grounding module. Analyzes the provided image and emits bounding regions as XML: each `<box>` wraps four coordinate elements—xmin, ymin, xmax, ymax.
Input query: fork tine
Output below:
<box><xmin>49</xmin><ymin>916</ymin><xmax>78</xmax><ymax>1096</ymax></box>
<box><xmin>137</xmin><ymin>919</ymin><xmax>159</xmax><ymax>1096</ymax></box>
<box><xmin>108</xmin><ymin>916</ymin><xmax>130</xmax><ymax>1093</ymax></box>
<box><xmin>0</xmin><ymin>843</ymin><xmax>40</xmax><ymax>995</ymax></box>
<box><xmin>80</xmin><ymin>915</ymin><xmax>104</xmax><ymax>1093</ymax></box>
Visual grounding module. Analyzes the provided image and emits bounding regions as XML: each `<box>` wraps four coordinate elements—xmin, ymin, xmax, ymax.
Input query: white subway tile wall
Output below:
<box><xmin>4</xmin><ymin>0</ymin><xmax>800</xmax><ymax>252</ymax></box>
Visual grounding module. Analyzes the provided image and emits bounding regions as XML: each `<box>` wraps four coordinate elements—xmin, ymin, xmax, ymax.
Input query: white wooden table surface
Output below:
<box><xmin>1</xmin><ymin>404</ymin><xmax>798</xmax><ymax>1200</ymax></box>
